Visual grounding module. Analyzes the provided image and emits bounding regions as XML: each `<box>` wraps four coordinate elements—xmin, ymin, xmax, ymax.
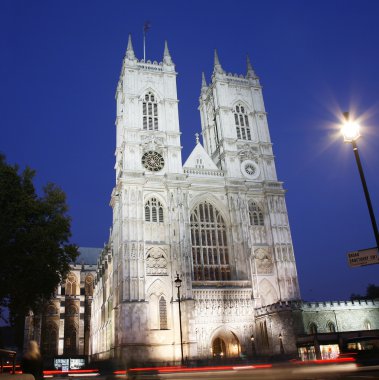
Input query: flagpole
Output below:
<box><xmin>143</xmin><ymin>27</ymin><xmax>146</xmax><ymax>61</ymax></box>
<box><xmin>143</xmin><ymin>22</ymin><xmax>151</xmax><ymax>62</ymax></box>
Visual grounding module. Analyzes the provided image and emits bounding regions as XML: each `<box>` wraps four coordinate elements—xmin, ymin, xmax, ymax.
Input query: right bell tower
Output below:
<box><xmin>199</xmin><ymin>50</ymin><xmax>301</xmax><ymax>304</ymax></box>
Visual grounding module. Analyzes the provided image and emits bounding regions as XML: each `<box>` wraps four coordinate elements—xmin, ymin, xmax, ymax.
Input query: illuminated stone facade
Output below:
<box><xmin>90</xmin><ymin>37</ymin><xmax>301</xmax><ymax>363</ymax></box>
<box><xmin>255</xmin><ymin>299</ymin><xmax>379</xmax><ymax>357</ymax></box>
<box><xmin>23</xmin><ymin>39</ymin><xmax>379</xmax><ymax>364</ymax></box>
<box><xmin>24</xmin><ymin>248</ymin><xmax>99</xmax><ymax>359</ymax></box>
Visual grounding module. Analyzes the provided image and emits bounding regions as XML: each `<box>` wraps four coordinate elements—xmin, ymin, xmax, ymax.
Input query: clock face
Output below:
<box><xmin>241</xmin><ymin>160</ymin><xmax>260</xmax><ymax>179</ymax></box>
<box><xmin>245</xmin><ymin>163</ymin><xmax>256</xmax><ymax>176</ymax></box>
<box><xmin>141</xmin><ymin>151</ymin><xmax>164</xmax><ymax>172</ymax></box>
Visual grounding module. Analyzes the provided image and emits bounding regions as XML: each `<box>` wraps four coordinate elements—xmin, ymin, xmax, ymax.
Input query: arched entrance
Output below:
<box><xmin>211</xmin><ymin>330</ymin><xmax>241</xmax><ymax>358</ymax></box>
<box><xmin>212</xmin><ymin>337</ymin><xmax>227</xmax><ymax>358</ymax></box>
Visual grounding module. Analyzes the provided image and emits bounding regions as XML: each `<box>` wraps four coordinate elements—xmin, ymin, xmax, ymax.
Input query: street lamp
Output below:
<box><xmin>250</xmin><ymin>334</ymin><xmax>256</xmax><ymax>357</ymax></box>
<box><xmin>174</xmin><ymin>273</ymin><xmax>184</xmax><ymax>366</ymax></box>
<box><xmin>279</xmin><ymin>333</ymin><xmax>284</xmax><ymax>355</ymax></box>
<box><xmin>341</xmin><ymin>112</ymin><xmax>379</xmax><ymax>249</ymax></box>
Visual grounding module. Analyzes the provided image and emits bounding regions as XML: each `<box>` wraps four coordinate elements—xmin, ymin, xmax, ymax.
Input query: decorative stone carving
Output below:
<box><xmin>146</xmin><ymin>248</ymin><xmax>168</xmax><ymax>276</ymax></box>
<box><xmin>254</xmin><ymin>248</ymin><xmax>273</xmax><ymax>274</ymax></box>
<box><xmin>141</xmin><ymin>135</ymin><xmax>165</xmax><ymax>152</ymax></box>
<box><xmin>238</xmin><ymin>145</ymin><xmax>259</xmax><ymax>163</ymax></box>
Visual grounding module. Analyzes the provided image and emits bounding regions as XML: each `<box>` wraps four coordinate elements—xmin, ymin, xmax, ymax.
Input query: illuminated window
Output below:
<box><xmin>249</xmin><ymin>201</ymin><xmax>264</xmax><ymax>226</ymax></box>
<box><xmin>145</xmin><ymin>198</ymin><xmax>164</xmax><ymax>223</ymax></box>
<box><xmin>234</xmin><ymin>104</ymin><xmax>251</xmax><ymax>140</ymax></box>
<box><xmin>190</xmin><ymin>201</ymin><xmax>231</xmax><ymax>281</ymax></box>
<box><xmin>309</xmin><ymin>323</ymin><xmax>318</xmax><ymax>334</ymax></box>
<box><xmin>65</xmin><ymin>273</ymin><xmax>78</xmax><ymax>296</ymax></box>
<box><xmin>159</xmin><ymin>296</ymin><xmax>167</xmax><ymax>329</ymax></box>
<box><xmin>142</xmin><ymin>92</ymin><xmax>158</xmax><ymax>131</ymax></box>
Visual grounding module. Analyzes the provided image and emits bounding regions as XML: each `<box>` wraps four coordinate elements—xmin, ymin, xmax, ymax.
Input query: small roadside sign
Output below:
<box><xmin>347</xmin><ymin>247</ymin><xmax>379</xmax><ymax>268</ymax></box>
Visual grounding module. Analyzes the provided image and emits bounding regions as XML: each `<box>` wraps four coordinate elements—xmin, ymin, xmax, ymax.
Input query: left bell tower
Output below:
<box><xmin>97</xmin><ymin>34</ymin><xmax>189</xmax><ymax>363</ymax></box>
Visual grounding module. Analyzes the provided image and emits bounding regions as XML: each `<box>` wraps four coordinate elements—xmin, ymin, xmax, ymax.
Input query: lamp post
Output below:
<box><xmin>279</xmin><ymin>333</ymin><xmax>284</xmax><ymax>355</ymax></box>
<box><xmin>250</xmin><ymin>334</ymin><xmax>256</xmax><ymax>357</ymax></box>
<box><xmin>174</xmin><ymin>273</ymin><xmax>184</xmax><ymax>366</ymax></box>
<box><xmin>341</xmin><ymin>112</ymin><xmax>379</xmax><ymax>250</ymax></box>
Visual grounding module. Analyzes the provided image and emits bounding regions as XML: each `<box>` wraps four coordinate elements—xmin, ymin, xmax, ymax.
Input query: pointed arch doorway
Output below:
<box><xmin>211</xmin><ymin>330</ymin><xmax>241</xmax><ymax>358</ymax></box>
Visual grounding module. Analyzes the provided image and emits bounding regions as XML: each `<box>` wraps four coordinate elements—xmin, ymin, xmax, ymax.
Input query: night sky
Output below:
<box><xmin>1</xmin><ymin>0</ymin><xmax>379</xmax><ymax>302</ymax></box>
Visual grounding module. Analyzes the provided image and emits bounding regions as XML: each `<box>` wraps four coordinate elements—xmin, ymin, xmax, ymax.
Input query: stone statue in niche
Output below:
<box><xmin>254</xmin><ymin>248</ymin><xmax>274</xmax><ymax>274</ymax></box>
<box><xmin>146</xmin><ymin>248</ymin><xmax>168</xmax><ymax>275</ymax></box>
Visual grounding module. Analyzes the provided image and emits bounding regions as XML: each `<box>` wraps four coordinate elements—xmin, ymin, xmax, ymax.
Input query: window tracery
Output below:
<box><xmin>234</xmin><ymin>104</ymin><xmax>251</xmax><ymax>140</ymax></box>
<box><xmin>85</xmin><ymin>274</ymin><xmax>94</xmax><ymax>296</ymax></box>
<box><xmin>159</xmin><ymin>296</ymin><xmax>168</xmax><ymax>329</ymax></box>
<box><xmin>249</xmin><ymin>201</ymin><xmax>264</xmax><ymax>226</ymax></box>
<box><xmin>142</xmin><ymin>92</ymin><xmax>158</xmax><ymax>131</ymax></box>
<box><xmin>145</xmin><ymin>198</ymin><xmax>164</xmax><ymax>223</ymax></box>
<box><xmin>65</xmin><ymin>273</ymin><xmax>78</xmax><ymax>296</ymax></box>
<box><xmin>190</xmin><ymin>201</ymin><xmax>231</xmax><ymax>281</ymax></box>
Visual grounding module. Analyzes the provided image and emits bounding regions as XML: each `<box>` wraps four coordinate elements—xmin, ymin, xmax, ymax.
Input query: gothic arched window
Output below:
<box><xmin>159</xmin><ymin>296</ymin><xmax>168</xmax><ymax>329</ymax></box>
<box><xmin>327</xmin><ymin>321</ymin><xmax>336</xmax><ymax>332</ymax></box>
<box><xmin>190</xmin><ymin>201</ymin><xmax>231</xmax><ymax>281</ymax></box>
<box><xmin>143</xmin><ymin>92</ymin><xmax>158</xmax><ymax>131</ymax></box>
<box><xmin>234</xmin><ymin>104</ymin><xmax>251</xmax><ymax>140</ymax></box>
<box><xmin>66</xmin><ymin>304</ymin><xmax>78</xmax><ymax>317</ymax></box>
<box><xmin>145</xmin><ymin>198</ymin><xmax>164</xmax><ymax>223</ymax></box>
<box><xmin>46</xmin><ymin>304</ymin><xmax>58</xmax><ymax>316</ymax></box>
<box><xmin>65</xmin><ymin>273</ymin><xmax>78</xmax><ymax>296</ymax></box>
<box><xmin>85</xmin><ymin>274</ymin><xmax>94</xmax><ymax>296</ymax></box>
<box><xmin>309</xmin><ymin>323</ymin><xmax>318</xmax><ymax>335</ymax></box>
<box><xmin>249</xmin><ymin>201</ymin><xmax>264</xmax><ymax>226</ymax></box>
<box><xmin>64</xmin><ymin>324</ymin><xmax>78</xmax><ymax>355</ymax></box>
<box><xmin>42</xmin><ymin>322</ymin><xmax>58</xmax><ymax>356</ymax></box>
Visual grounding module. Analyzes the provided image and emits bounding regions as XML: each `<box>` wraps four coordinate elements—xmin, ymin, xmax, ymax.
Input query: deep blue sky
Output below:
<box><xmin>1</xmin><ymin>0</ymin><xmax>379</xmax><ymax>302</ymax></box>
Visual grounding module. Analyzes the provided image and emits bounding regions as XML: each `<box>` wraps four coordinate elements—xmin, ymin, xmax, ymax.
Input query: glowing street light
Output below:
<box><xmin>250</xmin><ymin>334</ymin><xmax>256</xmax><ymax>356</ymax></box>
<box><xmin>341</xmin><ymin>112</ymin><xmax>379</xmax><ymax>250</ymax></box>
<box><xmin>279</xmin><ymin>333</ymin><xmax>284</xmax><ymax>355</ymax></box>
<box><xmin>341</xmin><ymin>118</ymin><xmax>360</xmax><ymax>142</ymax></box>
<box><xmin>174</xmin><ymin>273</ymin><xmax>184</xmax><ymax>366</ymax></box>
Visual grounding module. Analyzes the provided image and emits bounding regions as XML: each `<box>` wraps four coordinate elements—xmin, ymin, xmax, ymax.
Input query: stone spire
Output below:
<box><xmin>201</xmin><ymin>72</ymin><xmax>207</xmax><ymax>87</ymax></box>
<box><xmin>201</xmin><ymin>72</ymin><xmax>208</xmax><ymax>94</ymax></box>
<box><xmin>246</xmin><ymin>54</ymin><xmax>256</xmax><ymax>79</ymax></box>
<box><xmin>213</xmin><ymin>49</ymin><xmax>224</xmax><ymax>75</ymax></box>
<box><xmin>126</xmin><ymin>34</ymin><xmax>136</xmax><ymax>60</ymax></box>
<box><xmin>163</xmin><ymin>40</ymin><xmax>173</xmax><ymax>65</ymax></box>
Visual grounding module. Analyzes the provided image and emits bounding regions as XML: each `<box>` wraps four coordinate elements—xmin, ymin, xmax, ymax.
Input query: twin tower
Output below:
<box><xmin>90</xmin><ymin>35</ymin><xmax>300</xmax><ymax>363</ymax></box>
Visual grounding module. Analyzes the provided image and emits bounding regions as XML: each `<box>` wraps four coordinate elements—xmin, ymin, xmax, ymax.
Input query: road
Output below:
<box><xmin>158</xmin><ymin>364</ymin><xmax>379</xmax><ymax>379</ymax></box>
<box><xmin>57</xmin><ymin>363</ymin><xmax>379</xmax><ymax>380</ymax></box>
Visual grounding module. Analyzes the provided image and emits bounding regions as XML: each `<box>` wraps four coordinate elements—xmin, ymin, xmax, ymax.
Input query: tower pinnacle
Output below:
<box><xmin>246</xmin><ymin>54</ymin><xmax>256</xmax><ymax>79</ymax></box>
<box><xmin>201</xmin><ymin>72</ymin><xmax>208</xmax><ymax>94</ymax></box>
<box><xmin>163</xmin><ymin>40</ymin><xmax>173</xmax><ymax>65</ymax></box>
<box><xmin>126</xmin><ymin>34</ymin><xmax>136</xmax><ymax>60</ymax></box>
<box><xmin>213</xmin><ymin>49</ymin><xmax>224</xmax><ymax>74</ymax></box>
